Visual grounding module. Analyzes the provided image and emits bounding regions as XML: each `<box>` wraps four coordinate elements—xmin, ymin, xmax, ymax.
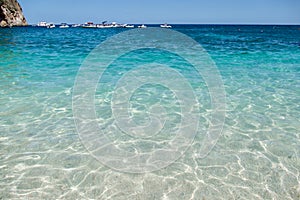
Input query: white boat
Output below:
<box><xmin>124</xmin><ymin>24</ymin><xmax>134</xmax><ymax>28</ymax></box>
<box><xmin>138</xmin><ymin>24</ymin><xmax>147</xmax><ymax>28</ymax></box>
<box><xmin>111</xmin><ymin>22</ymin><xmax>120</xmax><ymax>28</ymax></box>
<box><xmin>72</xmin><ymin>24</ymin><xmax>81</xmax><ymax>28</ymax></box>
<box><xmin>160</xmin><ymin>23</ymin><xmax>172</xmax><ymax>28</ymax></box>
<box><xmin>82</xmin><ymin>21</ymin><xmax>135</xmax><ymax>29</ymax></box>
<box><xmin>98</xmin><ymin>22</ymin><xmax>124</xmax><ymax>28</ymax></box>
<box><xmin>82</xmin><ymin>22</ymin><xmax>97</xmax><ymax>28</ymax></box>
<box><xmin>46</xmin><ymin>23</ymin><xmax>55</xmax><ymax>29</ymax></box>
<box><xmin>37</xmin><ymin>21</ymin><xmax>47</xmax><ymax>27</ymax></box>
<box><xmin>97</xmin><ymin>24</ymin><xmax>114</xmax><ymax>28</ymax></box>
<box><xmin>59</xmin><ymin>23</ymin><xmax>69</xmax><ymax>28</ymax></box>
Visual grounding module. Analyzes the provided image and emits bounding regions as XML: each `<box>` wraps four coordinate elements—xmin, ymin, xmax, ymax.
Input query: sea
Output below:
<box><xmin>0</xmin><ymin>25</ymin><xmax>299</xmax><ymax>199</ymax></box>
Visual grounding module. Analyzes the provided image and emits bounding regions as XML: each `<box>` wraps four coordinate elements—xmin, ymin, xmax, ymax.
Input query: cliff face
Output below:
<box><xmin>0</xmin><ymin>0</ymin><xmax>27</xmax><ymax>27</ymax></box>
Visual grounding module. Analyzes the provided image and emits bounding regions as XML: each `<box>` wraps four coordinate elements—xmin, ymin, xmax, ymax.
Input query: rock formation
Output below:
<box><xmin>0</xmin><ymin>0</ymin><xmax>27</xmax><ymax>27</ymax></box>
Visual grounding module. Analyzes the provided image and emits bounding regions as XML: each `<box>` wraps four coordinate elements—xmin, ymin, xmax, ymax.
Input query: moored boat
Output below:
<box><xmin>138</xmin><ymin>24</ymin><xmax>147</xmax><ymax>28</ymax></box>
<box><xmin>97</xmin><ymin>24</ymin><xmax>114</xmax><ymax>28</ymax></box>
<box><xmin>72</xmin><ymin>24</ymin><xmax>81</xmax><ymax>28</ymax></box>
<box><xmin>46</xmin><ymin>23</ymin><xmax>55</xmax><ymax>29</ymax></box>
<box><xmin>59</xmin><ymin>23</ymin><xmax>69</xmax><ymax>28</ymax></box>
<box><xmin>82</xmin><ymin>22</ymin><xmax>97</xmax><ymax>28</ymax></box>
<box><xmin>97</xmin><ymin>21</ymin><xmax>127</xmax><ymax>28</ymax></box>
<box><xmin>160</xmin><ymin>23</ymin><xmax>172</xmax><ymax>28</ymax></box>
<box><xmin>124</xmin><ymin>24</ymin><xmax>134</xmax><ymax>28</ymax></box>
<box><xmin>37</xmin><ymin>21</ymin><xmax>47</xmax><ymax>27</ymax></box>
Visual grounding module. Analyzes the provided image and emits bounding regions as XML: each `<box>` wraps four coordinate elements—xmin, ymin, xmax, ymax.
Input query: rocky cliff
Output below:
<box><xmin>0</xmin><ymin>0</ymin><xmax>27</xmax><ymax>27</ymax></box>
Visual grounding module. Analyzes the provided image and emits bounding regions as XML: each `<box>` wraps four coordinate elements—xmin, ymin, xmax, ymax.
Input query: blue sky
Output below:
<box><xmin>19</xmin><ymin>0</ymin><xmax>300</xmax><ymax>24</ymax></box>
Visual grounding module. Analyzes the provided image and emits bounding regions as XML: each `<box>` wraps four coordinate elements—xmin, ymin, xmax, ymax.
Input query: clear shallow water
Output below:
<box><xmin>0</xmin><ymin>25</ymin><xmax>300</xmax><ymax>199</ymax></box>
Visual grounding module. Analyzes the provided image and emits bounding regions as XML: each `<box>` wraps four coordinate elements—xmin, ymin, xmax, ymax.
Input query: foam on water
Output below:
<box><xmin>0</xmin><ymin>25</ymin><xmax>300</xmax><ymax>199</ymax></box>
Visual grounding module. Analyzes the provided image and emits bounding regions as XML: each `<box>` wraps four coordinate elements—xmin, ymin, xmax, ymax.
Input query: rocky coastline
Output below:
<box><xmin>0</xmin><ymin>0</ymin><xmax>27</xmax><ymax>27</ymax></box>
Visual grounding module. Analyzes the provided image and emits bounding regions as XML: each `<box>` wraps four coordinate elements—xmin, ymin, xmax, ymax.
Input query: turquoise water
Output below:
<box><xmin>0</xmin><ymin>25</ymin><xmax>300</xmax><ymax>199</ymax></box>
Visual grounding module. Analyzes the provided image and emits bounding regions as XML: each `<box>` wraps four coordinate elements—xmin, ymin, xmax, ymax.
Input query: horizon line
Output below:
<box><xmin>28</xmin><ymin>22</ymin><xmax>300</xmax><ymax>26</ymax></box>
